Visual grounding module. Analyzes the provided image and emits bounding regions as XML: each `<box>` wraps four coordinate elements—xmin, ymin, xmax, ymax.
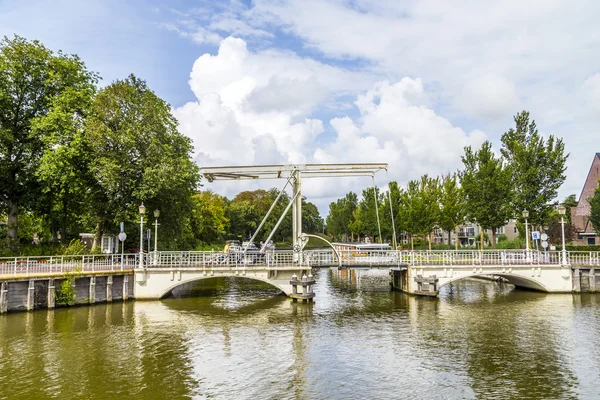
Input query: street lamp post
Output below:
<box><xmin>153</xmin><ymin>209</ymin><xmax>160</xmax><ymax>265</ymax></box>
<box><xmin>558</xmin><ymin>205</ymin><xmax>567</xmax><ymax>266</ymax></box>
<box><xmin>523</xmin><ymin>209</ymin><xmax>530</xmax><ymax>251</ymax></box>
<box><xmin>139</xmin><ymin>203</ymin><xmax>146</xmax><ymax>268</ymax></box>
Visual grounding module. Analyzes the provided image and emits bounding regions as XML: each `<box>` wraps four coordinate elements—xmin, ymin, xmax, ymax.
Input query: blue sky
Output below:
<box><xmin>2</xmin><ymin>0</ymin><xmax>599</xmax><ymax>213</ymax></box>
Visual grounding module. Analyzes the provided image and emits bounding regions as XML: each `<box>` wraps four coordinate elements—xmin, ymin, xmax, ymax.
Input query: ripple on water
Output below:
<box><xmin>0</xmin><ymin>273</ymin><xmax>598</xmax><ymax>399</ymax></box>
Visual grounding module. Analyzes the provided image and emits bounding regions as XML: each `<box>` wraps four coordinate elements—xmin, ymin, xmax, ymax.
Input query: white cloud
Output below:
<box><xmin>174</xmin><ymin>38</ymin><xmax>485</xmax><ymax>208</ymax></box>
<box><xmin>458</xmin><ymin>75</ymin><xmax>519</xmax><ymax>120</ymax></box>
<box><xmin>583</xmin><ymin>73</ymin><xmax>600</xmax><ymax>110</ymax></box>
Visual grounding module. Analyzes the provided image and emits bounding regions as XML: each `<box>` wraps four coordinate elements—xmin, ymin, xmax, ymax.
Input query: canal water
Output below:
<box><xmin>1</xmin><ymin>269</ymin><xmax>599</xmax><ymax>399</ymax></box>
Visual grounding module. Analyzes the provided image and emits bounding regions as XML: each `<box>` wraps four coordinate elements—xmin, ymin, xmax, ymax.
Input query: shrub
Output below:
<box><xmin>62</xmin><ymin>239</ymin><xmax>88</xmax><ymax>255</ymax></box>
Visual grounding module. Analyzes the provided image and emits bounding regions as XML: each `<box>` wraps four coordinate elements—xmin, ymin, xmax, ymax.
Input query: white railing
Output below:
<box><xmin>0</xmin><ymin>254</ymin><xmax>139</xmax><ymax>277</ymax></box>
<box><xmin>1</xmin><ymin>250</ymin><xmax>599</xmax><ymax>277</ymax></box>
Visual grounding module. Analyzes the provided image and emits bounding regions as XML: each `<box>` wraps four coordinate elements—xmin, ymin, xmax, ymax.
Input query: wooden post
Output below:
<box><xmin>26</xmin><ymin>279</ymin><xmax>35</xmax><ymax>311</ymax></box>
<box><xmin>122</xmin><ymin>275</ymin><xmax>129</xmax><ymax>300</ymax></box>
<box><xmin>106</xmin><ymin>275</ymin><xmax>113</xmax><ymax>302</ymax></box>
<box><xmin>47</xmin><ymin>279</ymin><xmax>55</xmax><ymax>309</ymax></box>
<box><xmin>0</xmin><ymin>281</ymin><xmax>8</xmax><ymax>314</ymax></box>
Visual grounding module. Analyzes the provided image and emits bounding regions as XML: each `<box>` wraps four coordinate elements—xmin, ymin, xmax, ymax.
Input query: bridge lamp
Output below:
<box><xmin>522</xmin><ymin>209</ymin><xmax>530</xmax><ymax>251</ymax></box>
<box><xmin>153</xmin><ymin>209</ymin><xmax>160</xmax><ymax>264</ymax></box>
<box><xmin>139</xmin><ymin>202</ymin><xmax>146</xmax><ymax>269</ymax></box>
<box><xmin>558</xmin><ymin>205</ymin><xmax>567</xmax><ymax>266</ymax></box>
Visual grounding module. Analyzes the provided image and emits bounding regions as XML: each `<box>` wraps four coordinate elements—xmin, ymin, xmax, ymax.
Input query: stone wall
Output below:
<box><xmin>0</xmin><ymin>273</ymin><xmax>133</xmax><ymax>314</ymax></box>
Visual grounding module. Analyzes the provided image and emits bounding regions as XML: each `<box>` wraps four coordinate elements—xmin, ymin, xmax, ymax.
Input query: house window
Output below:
<box><xmin>588</xmin><ymin>237</ymin><xmax>596</xmax><ymax>245</ymax></box>
<box><xmin>101</xmin><ymin>236</ymin><xmax>112</xmax><ymax>253</ymax></box>
<box><xmin>496</xmin><ymin>227</ymin><xmax>504</xmax><ymax>234</ymax></box>
<box><xmin>514</xmin><ymin>227</ymin><xmax>518</xmax><ymax>234</ymax></box>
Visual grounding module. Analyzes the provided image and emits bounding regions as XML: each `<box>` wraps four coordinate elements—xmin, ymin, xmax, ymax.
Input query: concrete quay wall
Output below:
<box><xmin>0</xmin><ymin>272</ymin><xmax>134</xmax><ymax>314</ymax></box>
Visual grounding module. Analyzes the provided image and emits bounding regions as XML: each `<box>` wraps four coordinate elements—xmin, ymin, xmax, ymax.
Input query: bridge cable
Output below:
<box><xmin>372</xmin><ymin>175</ymin><xmax>383</xmax><ymax>244</ymax></box>
<box><xmin>386</xmin><ymin>169</ymin><xmax>398</xmax><ymax>250</ymax></box>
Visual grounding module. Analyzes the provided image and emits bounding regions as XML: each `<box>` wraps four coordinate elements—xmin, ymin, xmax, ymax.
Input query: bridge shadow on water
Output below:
<box><xmin>160</xmin><ymin>276</ymin><xmax>289</xmax><ymax>315</ymax></box>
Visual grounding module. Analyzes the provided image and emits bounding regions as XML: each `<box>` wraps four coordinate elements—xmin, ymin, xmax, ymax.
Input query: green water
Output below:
<box><xmin>1</xmin><ymin>269</ymin><xmax>599</xmax><ymax>399</ymax></box>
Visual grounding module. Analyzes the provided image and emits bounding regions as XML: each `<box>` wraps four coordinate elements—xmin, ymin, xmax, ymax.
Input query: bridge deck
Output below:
<box><xmin>1</xmin><ymin>250</ymin><xmax>598</xmax><ymax>279</ymax></box>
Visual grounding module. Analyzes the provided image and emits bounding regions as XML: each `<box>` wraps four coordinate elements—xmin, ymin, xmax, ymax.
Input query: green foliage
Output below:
<box><xmin>55</xmin><ymin>267</ymin><xmax>82</xmax><ymax>306</ymax></box>
<box><xmin>461</xmin><ymin>141</ymin><xmax>512</xmax><ymax>248</ymax></box>
<box><xmin>562</xmin><ymin>194</ymin><xmax>578</xmax><ymax>225</ymax></box>
<box><xmin>62</xmin><ymin>239</ymin><xmax>88</xmax><ymax>255</ymax></box>
<box><xmin>396</xmin><ymin>175</ymin><xmax>440</xmax><ymax>248</ymax></box>
<box><xmin>495</xmin><ymin>237</ymin><xmax>525</xmax><ymax>249</ymax></box>
<box><xmin>500</xmin><ymin>111</ymin><xmax>568</xmax><ymax>226</ymax></box>
<box><xmin>353</xmin><ymin>187</ymin><xmax>386</xmax><ymax>241</ymax></box>
<box><xmin>326</xmin><ymin>192</ymin><xmax>358</xmax><ymax>240</ymax></box>
<box><xmin>589</xmin><ymin>185</ymin><xmax>600</xmax><ymax>235</ymax></box>
<box><xmin>438</xmin><ymin>173</ymin><xmax>466</xmax><ymax>246</ymax></box>
<box><xmin>84</xmin><ymin>74</ymin><xmax>199</xmax><ymax>247</ymax></box>
<box><xmin>0</xmin><ymin>35</ymin><xmax>98</xmax><ymax>250</ymax></box>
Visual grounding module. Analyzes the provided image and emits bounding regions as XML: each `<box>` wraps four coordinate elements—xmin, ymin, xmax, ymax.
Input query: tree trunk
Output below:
<box><xmin>410</xmin><ymin>235</ymin><xmax>414</xmax><ymax>250</ymax></box>
<box><xmin>6</xmin><ymin>199</ymin><xmax>18</xmax><ymax>252</ymax></box>
<box><xmin>448</xmin><ymin>230</ymin><xmax>452</xmax><ymax>249</ymax></box>
<box><xmin>428</xmin><ymin>233</ymin><xmax>432</xmax><ymax>250</ymax></box>
<box><xmin>92</xmin><ymin>221</ymin><xmax>104</xmax><ymax>251</ymax></box>
<box><xmin>480</xmin><ymin>226</ymin><xmax>484</xmax><ymax>250</ymax></box>
<box><xmin>455</xmin><ymin>226</ymin><xmax>459</xmax><ymax>250</ymax></box>
<box><xmin>491</xmin><ymin>229</ymin><xmax>497</xmax><ymax>249</ymax></box>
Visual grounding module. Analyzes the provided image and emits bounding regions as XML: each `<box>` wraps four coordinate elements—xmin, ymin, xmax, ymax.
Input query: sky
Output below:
<box><xmin>1</xmin><ymin>0</ymin><xmax>599</xmax><ymax>216</ymax></box>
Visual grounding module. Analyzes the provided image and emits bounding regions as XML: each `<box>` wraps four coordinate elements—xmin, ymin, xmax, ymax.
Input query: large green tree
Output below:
<box><xmin>461</xmin><ymin>141</ymin><xmax>512</xmax><ymax>248</ymax></box>
<box><xmin>326</xmin><ymin>192</ymin><xmax>358</xmax><ymax>241</ymax></box>
<box><xmin>354</xmin><ymin>187</ymin><xmax>386</xmax><ymax>242</ymax></box>
<box><xmin>438</xmin><ymin>173</ymin><xmax>466</xmax><ymax>249</ymax></box>
<box><xmin>501</xmin><ymin>111</ymin><xmax>568</xmax><ymax>227</ymax></box>
<box><xmin>182</xmin><ymin>191</ymin><xmax>229</xmax><ymax>248</ymax></box>
<box><xmin>0</xmin><ymin>35</ymin><xmax>97</xmax><ymax>250</ymax></box>
<box><xmin>84</xmin><ymin>74</ymin><xmax>199</xmax><ymax>249</ymax></box>
<box><xmin>397</xmin><ymin>175</ymin><xmax>440</xmax><ymax>249</ymax></box>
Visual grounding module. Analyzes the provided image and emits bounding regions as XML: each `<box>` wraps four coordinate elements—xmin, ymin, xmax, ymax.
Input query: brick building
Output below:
<box><xmin>571</xmin><ymin>153</ymin><xmax>600</xmax><ymax>245</ymax></box>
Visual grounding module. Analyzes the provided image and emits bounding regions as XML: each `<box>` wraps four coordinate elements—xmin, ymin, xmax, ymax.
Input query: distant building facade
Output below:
<box><xmin>571</xmin><ymin>153</ymin><xmax>600</xmax><ymax>245</ymax></box>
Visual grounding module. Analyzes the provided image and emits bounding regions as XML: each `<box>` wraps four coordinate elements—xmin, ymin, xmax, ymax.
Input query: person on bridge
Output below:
<box><xmin>222</xmin><ymin>242</ymin><xmax>231</xmax><ymax>264</ymax></box>
<box><xmin>259</xmin><ymin>241</ymin><xmax>267</xmax><ymax>263</ymax></box>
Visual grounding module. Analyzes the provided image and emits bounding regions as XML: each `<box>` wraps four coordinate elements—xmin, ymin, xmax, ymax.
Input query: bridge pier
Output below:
<box><xmin>392</xmin><ymin>264</ymin><xmax>576</xmax><ymax>296</ymax></box>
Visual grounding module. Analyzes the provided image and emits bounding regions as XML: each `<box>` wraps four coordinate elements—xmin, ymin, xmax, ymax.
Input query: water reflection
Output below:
<box><xmin>0</xmin><ymin>272</ymin><xmax>599</xmax><ymax>399</ymax></box>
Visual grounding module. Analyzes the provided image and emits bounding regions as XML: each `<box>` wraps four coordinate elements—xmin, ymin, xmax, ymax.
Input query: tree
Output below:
<box><xmin>589</xmin><ymin>185</ymin><xmax>600</xmax><ymax>235</ymax></box>
<box><xmin>0</xmin><ymin>35</ymin><xmax>97</xmax><ymax>250</ymax></box>
<box><xmin>326</xmin><ymin>192</ymin><xmax>358</xmax><ymax>241</ymax></box>
<box><xmin>302</xmin><ymin>200</ymin><xmax>323</xmax><ymax>235</ymax></box>
<box><xmin>501</xmin><ymin>111</ymin><xmax>568</xmax><ymax>227</ymax></box>
<box><xmin>397</xmin><ymin>176</ymin><xmax>440</xmax><ymax>249</ymax></box>
<box><xmin>561</xmin><ymin>194</ymin><xmax>578</xmax><ymax>225</ymax></box>
<box><xmin>183</xmin><ymin>191</ymin><xmax>228</xmax><ymax>247</ymax></box>
<box><xmin>354</xmin><ymin>187</ymin><xmax>386</xmax><ymax>242</ymax></box>
<box><xmin>84</xmin><ymin>74</ymin><xmax>199</xmax><ymax>249</ymax></box>
<box><xmin>461</xmin><ymin>141</ymin><xmax>512</xmax><ymax>248</ymax></box>
<box><xmin>438</xmin><ymin>173</ymin><xmax>466</xmax><ymax>249</ymax></box>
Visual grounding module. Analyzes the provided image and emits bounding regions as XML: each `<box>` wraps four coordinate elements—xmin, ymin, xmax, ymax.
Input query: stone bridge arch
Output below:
<box><xmin>438</xmin><ymin>273</ymin><xmax>550</xmax><ymax>292</ymax></box>
<box><xmin>158</xmin><ymin>275</ymin><xmax>290</xmax><ymax>299</ymax></box>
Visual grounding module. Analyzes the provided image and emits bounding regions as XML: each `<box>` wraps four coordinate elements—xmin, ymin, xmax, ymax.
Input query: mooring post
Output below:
<box><xmin>106</xmin><ymin>275</ymin><xmax>113</xmax><ymax>302</ymax></box>
<box><xmin>123</xmin><ymin>275</ymin><xmax>129</xmax><ymax>300</ymax></box>
<box><xmin>573</xmin><ymin>268</ymin><xmax>581</xmax><ymax>292</ymax></box>
<box><xmin>47</xmin><ymin>279</ymin><xmax>55</xmax><ymax>309</ymax></box>
<box><xmin>0</xmin><ymin>281</ymin><xmax>8</xmax><ymax>314</ymax></box>
<box><xmin>26</xmin><ymin>279</ymin><xmax>35</xmax><ymax>311</ymax></box>
<box><xmin>89</xmin><ymin>276</ymin><xmax>96</xmax><ymax>304</ymax></box>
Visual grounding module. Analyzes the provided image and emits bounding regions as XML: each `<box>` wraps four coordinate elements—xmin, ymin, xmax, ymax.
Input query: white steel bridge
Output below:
<box><xmin>1</xmin><ymin>249</ymin><xmax>598</xmax><ymax>298</ymax></box>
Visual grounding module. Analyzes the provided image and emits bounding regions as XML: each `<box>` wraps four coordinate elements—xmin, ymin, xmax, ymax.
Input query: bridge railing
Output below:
<box><xmin>0</xmin><ymin>254</ymin><xmax>139</xmax><ymax>277</ymax></box>
<box><xmin>395</xmin><ymin>250</ymin><xmax>564</xmax><ymax>266</ymax></box>
<box><xmin>567</xmin><ymin>251</ymin><xmax>600</xmax><ymax>266</ymax></box>
<box><xmin>2</xmin><ymin>250</ymin><xmax>599</xmax><ymax>277</ymax></box>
